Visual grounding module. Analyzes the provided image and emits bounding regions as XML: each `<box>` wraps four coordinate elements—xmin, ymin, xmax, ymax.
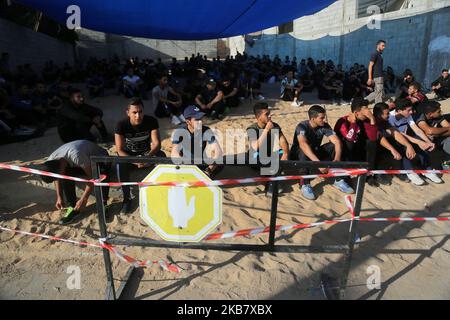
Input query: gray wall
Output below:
<box><xmin>0</xmin><ymin>17</ymin><xmax>75</xmax><ymax>73</ymax></box>
<box><xmin>76</xmin><ymin>29</ymin><xmax>218</xmax><ymax>62</ymax></box>
<box><xmin>232</xmin><ymin>0</ymin><xmax>450</xmax><ymax>88</ymax></box>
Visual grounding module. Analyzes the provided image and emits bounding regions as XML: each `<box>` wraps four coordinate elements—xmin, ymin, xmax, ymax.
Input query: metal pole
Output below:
<box><xmin>92</xmin><ymin>161</ymin><xmax>116</xmax><ymax>300</ymax></box>
<box><xmin>268</xmin><ymin>180</ymin><xmax>279</xmax><ymax>249</ymax></box>
<box><xmin>339</xmin><ymin>173</ymin><xmax>367</xmax><ymax>299</ymax></box>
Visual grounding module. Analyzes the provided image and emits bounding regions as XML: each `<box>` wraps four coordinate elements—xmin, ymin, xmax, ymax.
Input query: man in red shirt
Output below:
<box><xmin>334</xmin><ymin>97</ymin><xmax>379</xmax><ymax>186</ymax></box>
<box><xmin>406</xmin><ymin>82</ymin><xmax>427</xmax><ymax>113</ymax></box>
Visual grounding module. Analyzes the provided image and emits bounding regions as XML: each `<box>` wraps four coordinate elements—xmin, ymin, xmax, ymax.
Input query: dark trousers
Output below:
<box><xmin>61</xmin><ymin>166</ymin><xmax>110</xmax><ymax>207</ymax></box>
<box><xmin>200</xmin><ymin>100</ymin><xmax>226</xmax><ymax>116</ymax></box>
<box><xmin>376</xmin><ymin>138</ymin><xmax>402</xmax><ymax>170</ymax></box>
<box><xmin>154</xmin><ymin>101</ymin><xmax>183</xmax><ymax>118</ymax></box>
<box><xmin>342</xmin><ymin>139</ymin><xmax>377</xmax><ymax>170</ymax></box>
<box><xmin>434</xmin><ymin>87</ymin><xmax>450</xmax><ymax>98</ymax></box>
<box><xmin>116</xmin><ymin>150</ymin><xmax>166</xmax><ymax>201</ymax></box>
<box><xmin>289</xmin><ymin>142</ymin><xmax>336</xmax><ymax>185</ymax></box>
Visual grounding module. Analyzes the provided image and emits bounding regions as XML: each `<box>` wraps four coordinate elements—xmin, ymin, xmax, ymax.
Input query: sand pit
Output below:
<box><xmin>1</xmin><ymin>83</ymin><xmax>449</xmax><ymax>300</ymax></box>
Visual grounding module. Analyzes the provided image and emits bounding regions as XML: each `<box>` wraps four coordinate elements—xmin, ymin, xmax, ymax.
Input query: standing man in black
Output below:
<box><xmin>366</xmin><ymin>40</ymin><xmax>386</xmax><ymax>104</ymax></box>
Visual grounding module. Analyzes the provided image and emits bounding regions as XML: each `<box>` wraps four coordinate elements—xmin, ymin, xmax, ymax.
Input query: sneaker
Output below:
<box><xmin>407</xmin><ymin>173</ymin><xmax>425</xmax><ymax>186</ymax></box>
<box><xmin>120</xmin><ymin>200</ymin><xmax>135</xmax><ymax>215</ymax></box>
<box><xmin>59</xmin><ymin>207</ymin><xmax>79</xmax><ymax>225</ymax></box>
<box><xmin>255</xmin><ymin>95</ymin><xmax>265</xmax><ymax>100</ymax></box>
<box><xmin>442</xmin><ymin>161</ymin><xmax>450</xmax><ymax>170</ymax></box>
<box><xmin>333</xmin><ymin>179</ymin><xmax>354</xmax><ymax>194</ymax></box>
<box><xmin>210</xmin><ymin>111</ymin><xmax>218</xmax><ymax>120</ymax></box>
<box><xmin>423</xmin><ymin>173</ymin><xmax>443</xmax><ymax>184</ymax></box>
<box><xmin>376</xmin><ymin>174</ymin><xmax>391</xmax><ymax>186</ymax></box>
<box><xmin>171</xmin><ymin>115</ymin><xmax>181</xmax><ymax>126</ymax></box>
<box><xmin>291</xmin><ymin>100</ymin><xmax>304</xmax><ymax>107</ymax></box>
<box><xmin>367</xmin><ymin>176</ymin><xmax>379</xmax><ymax>187</ymax></box>
<box><xmin>178</xmin><ymin>114</ymin><xmax>186</xmax><ymax>122</ymax></box>
<box><xmin>397</xmin><ymin>174</ymin><xmax>409</xmax><ymax>182</ymax></box>
<box><xmin>301</xmin><ymin>184</ymin><xmax>316</xmax><ymax>200</ymax></box>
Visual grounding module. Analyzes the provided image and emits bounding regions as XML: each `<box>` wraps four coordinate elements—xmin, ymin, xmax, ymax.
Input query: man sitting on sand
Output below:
<box><xmin>414</xmin><ymin>101</ymin><xmax>450</xmax><ymax>165</ymax></box>
<box><xmin>280</xmin><ymin>70</ymin><xmax>304</xmax><ymax>107</ymax></box>
<box><xmin>195</xmin><ymin>78</ymin><xmax>226</xmax><ymax>120</ymax></box>
<box><xmin>152</xmin><ymin>73</ymin><xmax>185</xmax><ymax>126</ymax></box>
<box><xmin>431</xmin><ymin>69</ymin><xmax>450</xmax><ymax>101</ymax></box>
<box><xmin>289</xmin><ymin>105</ymin><xmax>354</xmax><ymax>200</ymax></box>
<box><xmin>38</xmin><ymin>140</ymin><xmax>111</xmax><ymax>225</ymax></box>
<box><xmin>388</xmin><ymin>99</ymin><xmax>442</xmax><ymax>185</ymax></box>
<box><xmin>115</xmin><ymin>98</ymin><xmax>166</xmax><ymax>215</ymax></box>
<box><xmin>247</xmin><ymin>102</ymin><xmax>290</xmax><ymax>195</ymax></box>
<box><xmin>171</xmin><ymin>105</ymin><xmax>223</xmax><ymax>177</ymax></box>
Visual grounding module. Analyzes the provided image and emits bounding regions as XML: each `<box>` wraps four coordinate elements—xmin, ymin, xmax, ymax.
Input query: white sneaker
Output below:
<box><xmin>407</xmin><ymin>173</ymin><xmax>425</xmax><ymax>186</ymax></box>
<box><xmin>255</xmin><ymin>95</ymin><xmax>265</xmax><ymax>100</ymax></box>
<box><xmin>178</xmin><ymin>114</ymin><xmax>186</xmax><ymax>122</ymax></box>
<box><xmin>291</xmin><ymin>100</ymin><xmax>299</xmax><ymax>107</ymax></box>
<box><xmin>423</xmin><ymin>173</ymin><xmax>443</xmax><ymax>184</ymax></box>
<box><xmin>171</xmin><ymin>115</ymin><xmax>181</xmax><ymax>126</ymax></box>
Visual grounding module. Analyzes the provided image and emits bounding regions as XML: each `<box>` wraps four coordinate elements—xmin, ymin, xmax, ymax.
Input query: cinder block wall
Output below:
<box><xmin>0</xmin><ymin>18</ymin><xmax>75</xmax><ymax>73</ymax></box>
<box><xmin>230</xmin><ymin>0</ymin><xmax>450</xmax><ymax>87</ymax></box>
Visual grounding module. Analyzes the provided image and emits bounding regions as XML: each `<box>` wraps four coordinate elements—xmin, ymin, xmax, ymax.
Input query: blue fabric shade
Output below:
<box><xmin>17</xmin><ymin>0</ymin><xmax>335</xmax><ymax>40</ymax></box>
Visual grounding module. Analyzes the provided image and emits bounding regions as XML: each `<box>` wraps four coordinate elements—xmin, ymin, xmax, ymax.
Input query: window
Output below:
<box><xmin>278</xmin><ymin>21</ymin><xmax>293</xmax><ymax>34</ymax></box>
<box><xmin>357</xmin><ymin>0</ymin><xmax>406</xmax><ymax>18</ymax></box>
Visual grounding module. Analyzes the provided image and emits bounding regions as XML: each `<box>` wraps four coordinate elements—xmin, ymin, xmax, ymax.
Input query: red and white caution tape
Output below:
<box><xmin>0</xmin><ymin>225</ymin><xmax>180</xmax><ymax>273</ymax></box>
<box><xmin>2</xmin><ymin>162</ymin><xmax>449</xmax><ymax>188</ymax></box>
<box><xmin>0</xmin><ymin>163</ymin><xmax>106</xmax><ymax>184</ymax></box>
<box><xmin>203</xmin><ymin>196</ymin><xmax>450</xmax><ymax>241</ymax></box>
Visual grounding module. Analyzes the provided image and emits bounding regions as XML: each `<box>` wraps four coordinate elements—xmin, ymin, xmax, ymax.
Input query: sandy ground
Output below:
<box><xmin>0</xmin><ymin>83</ymin><xmax>449</xmax><ymax>300</ymax></box>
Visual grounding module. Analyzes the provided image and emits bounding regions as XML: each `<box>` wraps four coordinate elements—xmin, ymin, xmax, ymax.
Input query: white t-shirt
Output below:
<box><xmin>122</xmin><ymin>75</ymin><xmax>141</xmax><ymax>86</ymax></box>
<box><xmin>152</xmin><ymin>85</ymin><xmax>169</xmax><ymax>107</ymax></box>
<box><xmin>388</xmin><ymin>110</ymin><xmax>415</xmax><ymax>133</ymax></box>
<box><xmin>280</xmin><ymin>77</ymin><xmax>298</xmax><ymax>95</ymax></box>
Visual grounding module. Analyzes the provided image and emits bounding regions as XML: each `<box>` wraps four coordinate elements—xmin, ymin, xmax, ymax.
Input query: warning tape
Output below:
<box><xmin>0</xmin><ymin>225</ymin><xmax>181</xmax><ymax>273</ymax></box>
<box><xmin>203</xmin><ymin>196</ymin><xmax>450</xmax><ymax>241</ymax></box>
<box><xmin>2</xmin><ymin>162</ymin><xmax>449</xmax><ymax>188</ymax></box>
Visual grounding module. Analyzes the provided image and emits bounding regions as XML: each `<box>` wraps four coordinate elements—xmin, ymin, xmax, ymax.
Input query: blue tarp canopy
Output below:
<box><xmin>17</xmin><ymin>0</ymin><xmax>335</xmax><ymax>40</ymax></box>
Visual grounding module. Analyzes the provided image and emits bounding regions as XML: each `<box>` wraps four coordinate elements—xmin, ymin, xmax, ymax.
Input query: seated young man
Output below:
<box><xmin>280</xmin><ymin>70</ymin><xmax>304</xmax><ymax>107</ymax></box>
<box><xmin>334</xmin><ymin>97</ymin><xmax>385</xmax><ymax>186</ymax></box>
<box><xmin>86</xmin><ymin>71</ymin><xmax>105</xmax><ymax>98</ymax></box>
<box><xmin>152</xmin><ymin>74</ymin><xmax>185</xmax><ymax>125</ymax></box>
<box><xmin>397</xmin><ymin>69</ymin><xmax>414</xmax><ymax>99</ymax></box>
<box><xmin>406</xmin><ymin>82</ymin><xmax>428</xmax><ymax>111</ymax></box>
<box><xmin>289</xmin><ymin>105</ymin><xmax>354</xmax><ymax>200</ymax></box>
<box><xmin>11</xmin><ymin>83</ymin><xmax>46</xmax><ymax>128</ymax></box>
<box><xmin>121</xmin><ymin>68</ymin><xmax>146</xmax><ymax>99</ymax></box>
<box><xmin>38</xmin><ymin>140</ymin><xmax>111</xmax><ymax>225</ymax></box>
<box><xmin>171</xmin><ymin>105</ymin><xmax>223</xmax><ymax>177</ymax></box>
<box><xmin>415</xmin><ymin>101</ymin><xmax>450</xmax><ymax>164</ymax></box>
<box><xmin>219</xmin><ymin>77</ymin><xmax>240</xmax><ymax>109</ymax></box>
<box><xmin>58</xmin><ymin>89</ymin><xmax>109</xmax><ymax>143</ymax></box>
<box><xmin>240</xmin><ymin>70</ymin><xmax>264</xmax><ymax>100</ymax></box>
<box><xmin>373</xmin><ymin>102</ymin><xmax>417</xmax><ymax>182</ymax></box>
<box><xmin>195</xmin><ymin>78</ymin><xmax>226</xmax><ymax>120</ymax></box>
<box><xmin>247</xmin><ymin>102</ymin><xmax>290</xmax><ymax>195</ymax></box>
<box><xmin>317</xmin><ymin>71</ymin><xmax>343</xmax><ymax>105</ymax></box>
<box><xmin>431</xmin><ymin>69</ymin><xmax>450</xmax><ymax>101</ymax></box>
<box><xmin>115</xmin><ymin>98</ymin><xmax>165</xmax><ymax>214</ymax></box>
<box><xmin>388</xmin><ymin>99</ymin><xmax>442</xmax><ymax>185</ymax></box>
<box><xmin>342</xmin><ymin>72</ymin><xmax>363</xmax><ymax>103</ymax></box>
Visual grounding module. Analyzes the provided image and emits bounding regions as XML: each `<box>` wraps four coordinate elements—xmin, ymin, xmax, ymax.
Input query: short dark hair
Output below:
<box><xmin>395</xmin><ymin>99</ymin><xmax>413</xmax><ymax>111</ymax></box>
<box><xmin>253</xmin><ymin>102</ymin><xmax>269</xmax><ymax>117</ymax></box>
<box><xmin>443</xmin><ymin>69</ymin><xmax>449</xmax><ymax>73</ymax></box>
<box><xmin>308</xmin><ymin>105</ymin><xmax>326</xmax><ymax>119</ymax></box>
<box><xmin>37</xmin><ymin>160</ymin><xmax>61</xmax><ymax>184</ymax></box>
<box><xmin>128</xmin><ymin>97</ymin><xmax>144</xmax><ymax>109</ymax></box>
<box><xmin>157</xmin><ymin>73</ymin><xmax>169</xmax><ymax>80</ymax></box>
<box><xmin>69</xmin><ymin>88</ymin><xmax>81</xmax><ymax>96</ymax></box>
<box><xmin>377</xmin><ymin>40</ymin><xmax>386</xmax><ymax>45</ymax></box>
<box><xmin>351</xmin><ymin>97</ymin><xmax>369</xmax><ymax>113</ymax></box>
<box><xmin>422</xmin><ymin>101</ymin><xmax>441</xmax><ymax>115</ymax></box>
<box><xmin>409</xmin><ymin>82</ymin><xmax>421</xmax><ymax>91</ymax></box>
<box><xmin>373</xmin><ymin>102</ymin><xmax>389</xmax><ymax>118</ymax></box>
<box><xmin>403</xmin><ymin>69</ymin><xmax>413</xmax><ymax>77</ymax></box>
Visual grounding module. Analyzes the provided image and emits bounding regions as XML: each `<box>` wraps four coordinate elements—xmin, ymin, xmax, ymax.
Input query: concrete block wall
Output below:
<box><xmin>0</xmin><ymin>18</ymin><xmax>75</xmax><ymax>73</ymax></box>
<box><xmin>235</xmin><ymin>0</ymin><xmax>450</xmax><ymax>87</ymax></box>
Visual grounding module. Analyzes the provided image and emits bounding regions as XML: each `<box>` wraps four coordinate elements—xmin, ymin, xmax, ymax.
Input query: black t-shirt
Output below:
<box><xmin>219</xmin><ymin>82</ymin><xmax>237</xmax><ymax>96</ymax></box>
<box><xmin>199</xmin><ymin>87</ymin><xmax>220</xmax><ymax>104</ymax></box>
<box><xmin>291</xmin><ymin>120</ymin><xmax>336</xmax><ymax>153</ymax></box>
<box><xmin>370</xmin><ymin>51</ymin><xmax>384</xmax><ymax>78</ymax></box>
<box><xmin>172</xmin><ymin>123</ymin><xmax>216</xmax><ymax>161</ymax></box>
<box><xmin>414</xmin><ymin>113</ymin><xmax>444</xmax><ymax>128</ymax></box>
<box><xmin>115</xmin><ymin>115</ymin><xmax>159</xmax><ymax>155</ymax></box>
<box><xmin>247</xmin><ymin>122</ymin><xmax>283</xmax><ymax>157</ymax></box>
